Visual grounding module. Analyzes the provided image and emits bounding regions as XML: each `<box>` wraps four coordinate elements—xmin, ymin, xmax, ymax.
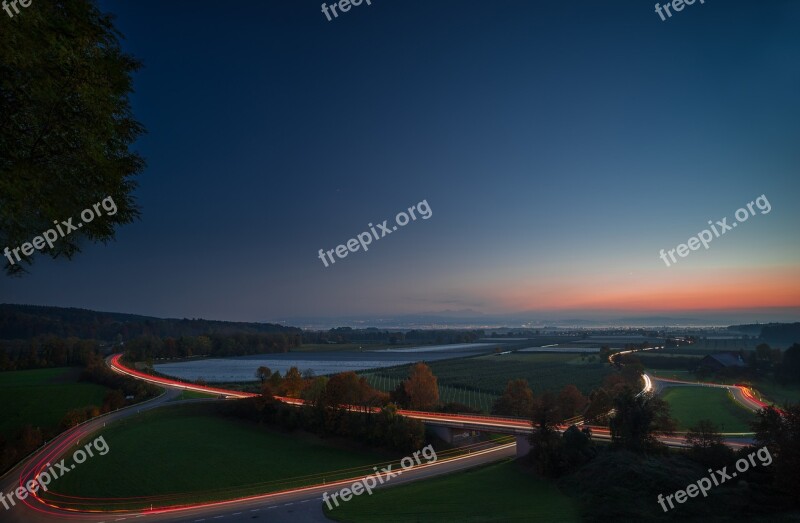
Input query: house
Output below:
<box><xmin>697</xmin><ymin>352</ymin><xmax>747</xmax><ymax>372</ymax></box>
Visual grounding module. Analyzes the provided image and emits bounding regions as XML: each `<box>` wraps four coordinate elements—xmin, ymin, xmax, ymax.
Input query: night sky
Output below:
<box><xmin>2</xmin><ymin>0</ymin><xmax>799</xmax><ymax>324</ymax></box>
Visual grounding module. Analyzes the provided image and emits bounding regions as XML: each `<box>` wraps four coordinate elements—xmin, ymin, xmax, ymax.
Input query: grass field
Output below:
<box><xmin>361</xmin><ymin>352</ymin><xmax>613</xmax><ymax>413</ymax></box>
<box><xmin>325</xmin><ymin>458</ymin><xmax>580</xmax><ymax>523</ymax></box>
<box><xmin>661</xmin><ymin>387</ymin><xmax>756</xmax><ymax>432</ymax></box>
<box><xmin>173</xmin><ymin>389</ymin><xmax>218</xmax><ymax>400</ymax></box>
<box><xmin>747</xmin><ymin>381</ymin><xmax>800</xmax><ymax>405</ymax></box>
<box><xmin>41</xmin><ymin>403</ymin><xmax>394</xmax><ymax>510</ymax></box>
<box><xmin>647</xmin><ymin>368</ymin><xmax>800</xmax><ymax>406</ymax></box>
<box><xmin>0</xmin><ymin>367</ymin><xmax>109</xmax><ymax>437</ymax></box>
<box><xmin>647</xmin><ymin>369</ymin><xmax>695</xmax><ymax>380</ymax></box>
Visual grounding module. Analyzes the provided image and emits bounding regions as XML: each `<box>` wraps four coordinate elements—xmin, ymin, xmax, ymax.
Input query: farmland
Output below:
<box><xmin>661</xmin><ymin>387</ymin><xmax>756</xmax><ymax>432</ymax></box>
<box><xmin>0</xmin><ymin>367</ymin><xmax>109</xmax><ymax>437</ymax></box>
<box><xmin>41</xmin><ymin>403</ymin><xmax>392</xmax><ymax>511</ymax></box>
<box><xmin>325</xmin><ymin>458</ymin><xmax>580</xmax><ymax>523</ymax></box>
<box><xmin>361</xmin><ymin>352</ymin><xmax>613</xmax><ymax>412</ymax></box>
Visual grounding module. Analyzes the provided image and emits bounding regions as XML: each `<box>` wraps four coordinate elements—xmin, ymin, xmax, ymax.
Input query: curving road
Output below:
<box><xmin>0</xmin><ymin>357</ymin><xmax>518</xmax><ymax>522</ymax></box>
<box><xmin>647</xmin><ymin>374</ymin><xmax>771</xmax><ymax>413</ymax></box>
<box><xmin>1</xmin><ymin>354</ymin><xmax>766</xmax><ymax>522</ymax></box>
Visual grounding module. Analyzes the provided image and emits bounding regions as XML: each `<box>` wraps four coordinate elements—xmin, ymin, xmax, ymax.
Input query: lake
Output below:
<box><xmin>154</xmin><ymin>343</ymin><xmax>497</xmax><ymax>382</ymax></box>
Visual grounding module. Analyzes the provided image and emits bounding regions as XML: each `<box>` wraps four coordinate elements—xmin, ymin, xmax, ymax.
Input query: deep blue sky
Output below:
<box><xmin>2</xmin><ymin>0</ymin><xmax>799</xmax><ymax>324</ymax></box>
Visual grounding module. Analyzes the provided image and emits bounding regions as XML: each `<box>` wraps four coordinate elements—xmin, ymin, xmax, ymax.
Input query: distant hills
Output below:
<box><xmin>730</xmin><ymin>322</ymin><xmax>800</xmax><ymax>344</ymax></box>
<box><xmin>0</xmin><ymin>304</ymin><xmax>300</xmax><ymax>341</ymax></box>
<box><xmin>277</xmin><ymin>311</ymin><xmax>800</xmax><ymax>330</ymax></box>
<box><xmin>2</xmin><ymin>303</ymin><xmax>798</xmax><ymax>344</ymax></box>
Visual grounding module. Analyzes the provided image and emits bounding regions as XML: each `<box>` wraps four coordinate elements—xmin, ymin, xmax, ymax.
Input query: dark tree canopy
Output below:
<box><xmin>492</xmin><ymin>378</ymin><xmax>535</xmax><ymax>418</ymax></box>
<box><xmin>609</xmin><ymin>388</ymin><xmax>675</xmax><ymax>452</ymax></box>
<box><xmin>0</xmin><ymin>0</ymin><xmax>144</xmax><ymax>274</ymax></box>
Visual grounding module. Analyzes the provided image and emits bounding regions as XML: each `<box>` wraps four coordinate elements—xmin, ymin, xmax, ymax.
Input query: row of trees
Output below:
<box><xmin>255</xmin><ymin>361</ymin><xmax>442</xmax><ymax>413</ymax></box>
<box><xmin>0</xmin><ymin>305</ymin><xmax>302</xmax><ymax>340</ymax></box>
<box><xmin>518</xmin><ymin>345</ymin><xmax>800</xmax><ymax>516</ymax></box>
<box><xmin>0</xmin><ymin>337</ymin><xmax>106</xmax><ymax>371</ymax></box>
<box><xmin>124</xmin><ymin>332</ymin><xmax>301</xmax><ymax>361</ymax></box>
<box><xmin>490</xmin><ymin>357</ymin><xmax>643</xmax><ymax>425</ymax></box>
<box><xmin>302</xmin><ymin>328</ymin><xmax>485</xmax><ymax>346</ymax></box>
<box><xmin>229</xmin><ymin>365</ymin><xmax>430</xmax><ymax>452</ymax></box>
<box><xmin>492</xmin><ymin>380</ymin><xmax>588</xmax><ymax>421</ymax></box>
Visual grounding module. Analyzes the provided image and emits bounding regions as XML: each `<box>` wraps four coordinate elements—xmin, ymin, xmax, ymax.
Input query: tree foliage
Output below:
<box><xmin>609</xmin><ymin>388</ymin><xmax>675</xmax><ymax>453</ymax></box>
<box><xmin>753</xmin><ymin>404</ymin><xmax>800</xmax><ymax>501</ymax></box>
<box><xmin>685</xmin><ymin>419</ymin><xmax>734</xmax><ymax>468</ymax></box>
<box><xmin>404</xmin><ymin>362</ymin><xmax>439</xmax><ymax>410</ymax></box>
<box><xmin>492</xmin><ymin>378</ymin><xmax>534</xmax><ymax>418</ymax></box>
<box><xmin>0</xmin><ymin>0</ymin><xmax>145</xmax><ymax>274</ymax></box>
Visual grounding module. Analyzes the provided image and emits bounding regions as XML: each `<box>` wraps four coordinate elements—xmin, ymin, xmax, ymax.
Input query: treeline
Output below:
<box><xmin>0</xmin><ymin>337</ymin><xmax>105</xmax><ymax>371</ymax></box>
<box><xmin>728</xmin><ymin>322</ymin><xmax>800</xmax><ymax>345</ymax></box>
<box><xmin>225</xmin><ymin>366</ymin><xmax>426</xmax><ymax>453</ymax></box>
<box><xmin>723</xmin><ymin>343</ymin><xmax>798</xmax><ymax>383</ymax></box>
<box><xmin>124</xmin><ymin>332</ymin><xmax>301</xmax><ymax>361</ymax></box>
<box><xmin>0</xmin><ymin>304</ymin><xmax>300</xmax><ymax>341</ymax></box>
<box><xmin>552</xmin><ymin>400</ymin><xmax>800</xmax><ymax>521</ymax></box>
<box><xmin>0</xmin><ymin>333</ymin><xmax>302</xmax><ymax>372</ymax></box>
<box><xmin>0</xmin><ymin>356</ymin><xmax>160</xmax><ymax>475</ymax></box>
<box><xmin>303</xmin><ymin>327</ymin><xmax>485</xmax><ymax>345</ymax></box>
<box><xmin>502</xmin><ymin>348</ymin><xmax>800</xmax><ymax>520</ymax></box>
<box><xmin>489</xmin><ymin>358</ymin><xmax>645</xmax><ymax>425</ymax></box>
<box><xmin>760</xmin><ymin>323</ymin><xmax>800</xmax><ymax>345</ymax></box>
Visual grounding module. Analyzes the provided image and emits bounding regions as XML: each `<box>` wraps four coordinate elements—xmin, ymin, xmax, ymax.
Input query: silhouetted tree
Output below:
<box><xmin>753</xmin><ymin>404</ymin><xmax>800</xmax><ymax>501</ymax></box>
<box><xmin>256</xmin><ymin>366</ymin><xmax>271</xmax><ymax>383</ymax></box>
<box><xmin>685</xmin><ymin>419</ymin><xmax>734</xmax><ymax>468</ymax></box>
<box><xmin>1</xmin><ymin>0</ymin><xmax>145</xmax><ymax>274</ymax></box>
<box><xmin>609</xmin><ymin>389</ymin><xmax>674</xmax><ymax>452</ymax></box>
<box><xmin>779</xmin><ymin>344</ymin><xmax>800</xmax><ymax>383</ymax></box>
<box><xmin>492</xmin><ymin>379</ymin><xmax>535</xmax><ymax>418</ymax></box>
<box><xmin>557</xmin><ymin>384</ymin><xmax>588</xmax><ymax>420</ymax></box>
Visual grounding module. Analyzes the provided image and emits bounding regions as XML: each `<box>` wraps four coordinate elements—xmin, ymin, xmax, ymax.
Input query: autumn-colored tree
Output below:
<box><xmin>283</xmin><ymin>367</ymin><xmax>304</xmax><ymax>397</ymax></box>
<box><xmin>492</xmin><ymin>379</ymin><xmax>535</xmax><ymax>418</ymax></box>
<box><xmin>404</xmin><ymin>362</ymin><xmax>439</xmax><ymax>410</ymax></box>
<box><xmin>102</xmin><ymin>390</ymin><xmax>126</xmax><ymax>412</ymax></box>
<box><xmin>325</xmin><ymin>372</ymin><xmax>365</xmax><ymax>409</ymax></box>
<box><xmin>301</xmin><ymin>376</ymin><xmax>329</xmax><ymax>407</ymax></box>
<box><xmin>557</xmin><ymin>384</ymin><xmax>588</xmax><ymax>420</ymax></box>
